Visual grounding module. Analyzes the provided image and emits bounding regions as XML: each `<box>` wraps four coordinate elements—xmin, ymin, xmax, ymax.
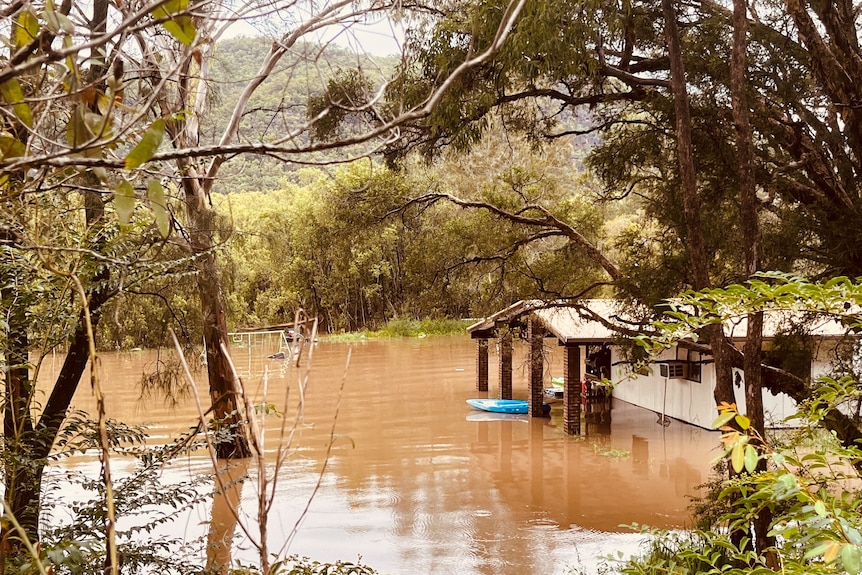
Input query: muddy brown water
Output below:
<box><xmin>41</xmin><ymin>335</ymin><xmax>720</xmax><ymax>574</ymax></box>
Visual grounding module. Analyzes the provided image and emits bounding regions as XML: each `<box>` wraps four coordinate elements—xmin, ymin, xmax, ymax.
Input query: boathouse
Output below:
<box><xmin>468</xmin><ymin>299</ymin><xmax>850</xmax><ymax>433</ymax></box>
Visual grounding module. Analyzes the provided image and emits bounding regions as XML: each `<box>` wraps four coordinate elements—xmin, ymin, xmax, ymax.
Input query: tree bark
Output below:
<box><xmin>182</xmin><ymin>170</ymin><xmax>252</xmax><ymax>459</ymax></box>
<box><xmin>660</xmin><ymin>0</ymin><xmax>736</xmax><ymax>411</ymax></box>
<box><xmin>729</xmin><ymin>0</ymin><xmax>776</xmax><ymax>559</ymax></box>
<box><xmin>0</xmin><ymin>171</ymin><xmax>112</xmax><ymax>561</ymax></box>
<box><xmin>730</xmin><ymin>0</ymin><xmax>767</xmax><ymax>441</ymax></box>
<box><xmin>169</xmin><ymin>26</ymin><xmax>252</xmax><ymax>459</ymax></box>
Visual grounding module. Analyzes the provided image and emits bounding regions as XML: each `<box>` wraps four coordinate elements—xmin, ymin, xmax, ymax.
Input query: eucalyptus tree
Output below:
<box><xmin>1</xmin><ymin>0</ymin><xmax>529</xmax><ymax>571</ymax></box>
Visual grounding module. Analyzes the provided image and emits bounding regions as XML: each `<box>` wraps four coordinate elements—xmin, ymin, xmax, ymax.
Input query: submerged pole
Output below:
<box><xmin>499</xmin><ymin>328</ymin><xmax>513</xmax><ymax>400</ymax></box>
<box><xmin>563</xmin><ymin>344</ymin><xmax>581</xmax><ymax>435</ymax></box>
<box><xmin>528</xmin><ymin>318</ymin><xmax>546</xmax><ymax>417</ymax></box>
<box><xmin>476</xmin><ymin>338</ymin><xmax>489</xmax><ymax>392</ymax></box>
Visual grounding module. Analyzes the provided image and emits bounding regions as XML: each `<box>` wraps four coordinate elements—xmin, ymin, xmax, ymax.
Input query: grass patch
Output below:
<box><xmin>593</xmin><ymin>444</ymin><xmax>631</xmax><ymax>458</ymax></box>
<box><xmin>322</xmin><ymin>318</ymin><xmax>473</xmax><ymax>341</ymax></box>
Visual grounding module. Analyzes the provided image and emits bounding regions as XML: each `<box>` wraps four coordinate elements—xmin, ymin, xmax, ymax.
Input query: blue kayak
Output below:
<box><xmin>467</xmin><ymin>398</ymin><xmax>552</xmax><ymax>415</ymax></box>
<box><xmin>466</xmin><ymin>398</ymin><xmax>530</xmax><ymax>414</ymax></box>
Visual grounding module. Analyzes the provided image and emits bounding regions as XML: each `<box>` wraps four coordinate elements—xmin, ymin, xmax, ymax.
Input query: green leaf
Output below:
<box><xmin>778</xmin><ymin>473</ymin><xmax>797</xmax><ymax>491</ymax></box>
<box><xmin>14</xmin><ymin>9</ymin><xmax>40</xmax><ymax>49</ymax></box>
<box><xmin>66</xmin><ymin>106</ymin><xmax>88</xmax><ymax>147</ymax></box>
<box><xmin>152</xmin><ymin>0</ymin><xmax>197</xmax><ymax>45</ymax></box>
<box><xmin>156</xmin><ymin>0</ymin><xmax>187</xmax><ymax>13</ymax></box>
<box><xmin>711</xmin><ymin>410</ymin><xmax>736</xmax><ymax>429</ymax></box>
<box><xmin>0</xmin><ymin>78</ymin><xmax>34</xmax><ymax>128</ymax></box>
<box><xmin>160</xmin><ymin>16</ymin><xmax>197</xmax><ymax>45</ymax></box>
<box><xmin>43</xmin><ymin>0</ymin><xmax>60</xmax><ymax>33</ymax></box>
<box><xmin>55</xmin><ymin>11</ymin><xmax>75</xmax><ymax>34</ymax></box>
<box><xmin>731</xmin><ymin>443</ymin><xmax>745</xmax><ymax>473</ymax></box>
<box><xmin>735</xmin><ymin>413</ymin><xmax>751</xmax><ymax>430</ymax></box>
<box><xmin>824</xmin><ymin>276</ymin><xmax>848</xmax><ymax>289</ymax></box>
<box><xmin>114</xmin><ymin>180</ymin><xmax>136</xmax><ymax>225</ymax></box>
<box><xmin>147</xmin><ymin>179</ymin><xmax>171</xmax><ymax>238</ymax></box>
<box><xmin>805</xmin><ymin>541</ymin><xmax>833</xmax><ymax>560</ymax></box>
<box><xmin>84</xmin><ymin>111</ymin><xmax>112</xmax><ymax>141</ymax></box>
<box><xmin>0</xmin><ymin>134</ymin><xmax>26</xmax><ymax>159</ymax></box>
<box><xmin>841</xmin><ymin>545</ymin><xmax>862</xmax><ymax>575</ymax></box>
<box><xmin>125</xmin><ymin>119</ymin><xmax>165</xmax><ymax>170</ymax></box>
<box><xmin>744</xmin><ymin>444</ymin><xmax>759</xmax><ymax>473</ymax></box>
<box><xmin>814</xmin><ymin>500</ymin><xmax>827</xmax><ymax>516</ymax></box>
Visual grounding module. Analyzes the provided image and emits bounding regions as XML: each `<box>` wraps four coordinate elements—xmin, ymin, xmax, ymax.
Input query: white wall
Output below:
<box><xmin>611</xmin><ymin>347</ymin><xmax>717</xmax><ymax>429</ymax></box>
<box><xmin>610</xmin><ymin>345</ymin><xmax>811</xmax><ymax>429</ymax></box>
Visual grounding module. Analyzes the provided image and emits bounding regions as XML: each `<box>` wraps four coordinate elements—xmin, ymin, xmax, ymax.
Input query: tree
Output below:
<box><xmin>622</xmin><ymin>274</ymin><xmax>862</xmax><ymax>575</ymax></box>
<box><xmin>1</xmin><ymin>0</ymin><xmax>529</xmax><ymax>571</ymax></box>
<box><xmin>218</xmin><ymin>164</ymin><xmax>417</xmax><ymax>332</ymax></box>
<box><xmin>728</xmin><ymin>0</ymin><xmax>775</xmax><ymax>558</ymax></box>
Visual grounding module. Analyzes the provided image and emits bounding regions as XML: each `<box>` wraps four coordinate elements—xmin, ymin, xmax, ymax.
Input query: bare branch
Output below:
<box><xmin>397</xmin><ymin>192</ymin><xmax>622</xmax><ymax>281</ymax></box>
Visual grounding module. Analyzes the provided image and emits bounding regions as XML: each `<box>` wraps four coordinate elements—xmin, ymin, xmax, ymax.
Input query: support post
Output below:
<box><xmin>563</xmin><ymin>344</ymin><xmax>581</xmax><ymax>435</ymax></box>
<box><xmin>476</xmin><ymin>338</ymin><xmax>489</xmax><ymax>392</ymax></box>
<box><xmin>499</xmin><ymin>329</ymin><xmax>513</xmax><ymax>400</ymax></box>
<box><xmin>528</xmin><ymin>318</ymin><xmax>546</xmax><ymax>417</ymax></box>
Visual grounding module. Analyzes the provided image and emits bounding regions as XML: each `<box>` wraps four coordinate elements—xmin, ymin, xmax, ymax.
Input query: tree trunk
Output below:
<box><xmin>660</xmin><ymin>0</ymin><xmax>736</xmax><ymax>409</ymax></box>
<box><xmin>182</xmin><ymin>172</ymin><xmax>252</xmax><ymax>460</ymax></box>
<box><xmin>730</xmin><ymin>0</ymin><xmax>776</xmax><ymax>562</ymax></box>
<box><xmin>730</xmin><ymin>0</ymin><xmax>765</xmax><ymax>438</ymax></box>
<box><xmin>2</xmin><ymin>190</ymin><xmax>111</xmax><ymax>565</ymax></box>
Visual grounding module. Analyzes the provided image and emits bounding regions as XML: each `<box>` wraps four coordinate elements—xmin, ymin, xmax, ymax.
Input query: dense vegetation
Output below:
<box><xmin>4</xmin><ymin>0</ymin><xmax>862</xmax><ymax>573</ymax></box>
<box><xmin>210</xmin><ymin>129</ymin><xmax>609</xmax><ymax>334</ymax></box>
<box><xmin>91</xmin><ymin>39</ymin><xmax>608</xmax><ymax>342</ymax></box>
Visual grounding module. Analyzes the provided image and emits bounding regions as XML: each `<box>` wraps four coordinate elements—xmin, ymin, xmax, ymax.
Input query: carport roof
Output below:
<box><xmin>467</xmin><ymin>300</ymin><xmax>642</xmax><ymax>343</ymax></box>
<box><xmin>467</xmin><ymin>299</ymin><xmax>854</xmax><ymax>344</ymax></box>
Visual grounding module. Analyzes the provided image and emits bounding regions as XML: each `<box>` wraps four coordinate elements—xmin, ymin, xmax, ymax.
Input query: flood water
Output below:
<box><xmin>42</xmin><ymin>335</ymin><xmax>721</xmax><ymax>574</ymax></box>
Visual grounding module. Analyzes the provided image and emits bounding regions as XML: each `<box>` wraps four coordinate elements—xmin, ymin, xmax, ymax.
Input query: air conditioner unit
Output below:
<box><xmin>660</xmin><ymin>361</ymin><xmax>689</xmax><ymax>379</ymax></box>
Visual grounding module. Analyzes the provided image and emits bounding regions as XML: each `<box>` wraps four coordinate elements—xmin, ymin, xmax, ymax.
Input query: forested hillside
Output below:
<box><xmin>201</xmin><ymin>38</ymin><xmax>397</xmax><ymax>193</ymax></box>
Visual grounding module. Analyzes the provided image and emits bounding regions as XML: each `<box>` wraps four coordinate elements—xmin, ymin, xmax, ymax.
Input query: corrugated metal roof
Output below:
<box><xmin>468</xmin><ymin>299</ymin><xmax>854</xmax><ymax>343</ymax></box>
<box><xmin>466</xmin><ymin>300</ymin><xmax>541</xmax><ymax>334</ymax></box>
<box><xmin>722</xmin><ymin>310</ymin><xmax>851</xmax><ymax>340</ymax></box>
<box><xmin>531</xmin><ymin>301</ymin><xmax>641</xmax><ymax>343</ymax></box>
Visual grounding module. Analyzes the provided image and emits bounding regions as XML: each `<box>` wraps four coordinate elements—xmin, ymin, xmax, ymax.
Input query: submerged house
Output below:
<box><xmin>468</xmin><ymin>299</ymin><xmax>851</xmax><ymax>433</ymax></box>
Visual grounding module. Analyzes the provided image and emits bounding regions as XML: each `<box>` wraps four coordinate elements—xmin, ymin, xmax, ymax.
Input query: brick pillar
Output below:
<box><xmin>563</xmin><ymin>344</ymin><xmax>581</xmax><ymax>435</ymax></box>
<box><xmin>499</xmin><ymin>329</ymin><xmax>513</xmax><ymax>400</ymax></box>
<box><xmin>528</xmin><ymin>318</ymin><xmax>546</xmax><ymax>417</ymax></box>
<box><xmin>476</xmin><ymin>338</ymin><xmax>489</xmax><ymax>392</ymax></box>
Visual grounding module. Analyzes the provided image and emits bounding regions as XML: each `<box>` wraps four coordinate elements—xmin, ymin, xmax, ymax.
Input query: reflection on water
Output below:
<box><xmin>42</xmin><ymin>335</ymin><xmax>721</xmax><ymax>575</ymax></box>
